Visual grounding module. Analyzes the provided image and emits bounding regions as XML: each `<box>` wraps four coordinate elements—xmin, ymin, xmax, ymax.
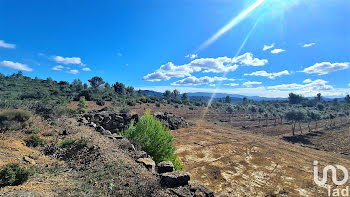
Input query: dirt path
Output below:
<box><xmin>173</xmin><ymin>122</ymin><xmax>350</xmax><ymax>197</ymax></box>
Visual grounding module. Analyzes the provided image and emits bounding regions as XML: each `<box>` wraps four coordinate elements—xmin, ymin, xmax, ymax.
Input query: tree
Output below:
<box><xmin>172</xmin><ymin>89</ymin><xmax>180</xmax><ymax>99</ymax></box>
<box><xmin>71</xmin><ymin>79</ymin><xmax>83</xmax><ymax>92</ymax></box>
<box><xmin>163</xmin><ymin>90</ymin><xmax>172</xmax><ymax>99</ymax></box>
<box><xmin>113</xmin><ymin>82</ymin><xmax>126</xmax><ymax>95</ymax></box>
<box><xmin>285</xmin><ymin>110</ymin><xmax>305</xmax><ymax>136</ymax></box>
<box><xmin>126</xmin><ymin>86</ymin><xmax>135</xmax><ymax>96</ymax></box>
<box><xmin>242</xmin><ymin>97</ymin><xmax>248</xmax><ymax>105</ymax></box>
<box><xmin>288</xmin><ymin>93</ymin><xmax>304</xmax><ymax>104</ymax></box>
<box><xmin>225</xmin><ymin>96</ymin><xmax>231</xmax><ymax>103</ymax></box>
<box><xmin>308</xmin><ymin>110</ymin><xmax>321</xmax><ymax>131</ymax></box>
<box><xmin>182</xmin><ymin>93</ymin><xmax>189</xmax><ymax>103</ymax></box>
<box><xmin>77</xmin><ymin>96</ymin><xmax>89</xmax><ymax>113</ymax></box>
<box><xmin>88</xmin><ymin>76</ymin><xmax>105</xmax><ymax>88</ymax></box>
<box><xmin>345</xmin><ymin>95</ymin><xmax>350</xmax><ymax>104</ymax></box>
<box><xmin>316</xmin><ymin>93</ymin><xmax>322</xmax><ymax>102</ymax></box>
<box><xmin>104</xmin><ymin>82</ymin><xmax>111</xmax><ymax>88</ymax></box>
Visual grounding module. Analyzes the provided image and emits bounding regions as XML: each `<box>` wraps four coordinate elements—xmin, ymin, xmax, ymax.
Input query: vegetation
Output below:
<box><xmin>26</xmin><ymin>134</ymin><xmax>44</xmax><ymax>147</ymax></box>
<box><xmin>122</xmin><ymin>110</ymin><xmax>184</xmax><ymax>170</ymax></box>
<box><xmin>0</xmin><ymin>109</ymin><xmax>31</xmax><ymax>132</ymax></box>
<box><xmin>0</xmin><ymin>163</ymin><xmax>33</xmax><ymax>187</ymax></box>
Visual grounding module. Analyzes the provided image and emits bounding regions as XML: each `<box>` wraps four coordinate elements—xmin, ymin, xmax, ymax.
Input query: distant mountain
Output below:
<box><xmin>141</xmin><ymin>90</ymin><xmax>344</xmax><ymax>102</ymax></box>
<box><xmin>140</xmin><ymin>90</ymin><xmax>163</xmax><ymax>97</ymax></box>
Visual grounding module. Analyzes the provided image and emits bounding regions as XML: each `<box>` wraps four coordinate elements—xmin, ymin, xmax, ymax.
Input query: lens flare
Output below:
<box><xmin>197</xmin><ymin>0</ymin><xmax>266</xmax><ymax>52</ymax></box>
<box><xmin>200</xmin><ymin>18</ymin><xmax>261</xmax><ymax>121</ymax></box>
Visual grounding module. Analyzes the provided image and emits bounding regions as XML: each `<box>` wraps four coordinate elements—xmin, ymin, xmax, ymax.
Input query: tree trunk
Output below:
<box><xmin>292</xmin><ymin>121</ymin><xmax>296</xmax><ymax>136</ymax></box>
<box><xmin>308</xmin><ymin>121</ymin><xmax>311</xmax><ymax>132</ymax></box>
<box><xmin>299</xmin><ymin>121</ymin><xmax>302</xmax><ymax>134</ymax></box>
<box><xmin>315</xmin><ymin>121</ymin><xmax>318</xmax><ymax>130</ymax></box>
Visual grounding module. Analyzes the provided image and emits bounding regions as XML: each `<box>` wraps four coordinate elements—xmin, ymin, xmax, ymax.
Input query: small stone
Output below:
<box><xmin>136</xmin><ymin>158</ymin><xmax>155</xmax><ymax>173</ymax></box>
<box><xmin>190</xmin><ymin>180</ymin><xmax>214</xmax><ymax>197</ymax></box>
<box><xmin>160</xmin><ymin>171</ymin><xmax>190</xmax><ymax>188</ymax></box>
<box><xmin>157</xmin><ymin>161</ymin><xmax>174</xmax><ymax>174</ymax></box>
<box><xmin>101</xmin><ymin>130</ymin><xmax>112</xmax><ymax>136</ymax></box>
<box><xmin>134</xmin><ymin>150</ymin><xmax>148</xmax><ymax>159</ymax></box>
<box><xmin>96</xmin><ymin>126</ymin><xmax>105</xmax><ymax>133</ymax></box>
<box><xmin>23</xmin><ymin>156</ymin><xmax>36</xmax><ymax>165</ymax></box>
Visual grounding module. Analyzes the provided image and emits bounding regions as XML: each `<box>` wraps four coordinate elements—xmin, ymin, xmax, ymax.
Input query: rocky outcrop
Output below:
<box><xmin>136</xmin><ymin>158</ymin><xmax>156</xmax><ymax>173</ymax></box>
<box><xmin>161</xmin><ymin>171</ymin><xmax>191</xmax><ymax>188</ymax></box>
<box><xmin>78</xmin><ymin>111</ymin><xmax>138</xmax><ymax>133</ymax></box>
<box><xmin>157</xmin><ymin>161</ymin><xmax>174</xmax><ymax>174</ymax></box>
<box><xmin>190</xmin><ymin>180</ymin><xmax>215</xmax><ymax>197</ymax></box>
<box><xmin>154</xmin><ymin>112</ymin><xmax>189</xmax><ymax>130</ymax></box>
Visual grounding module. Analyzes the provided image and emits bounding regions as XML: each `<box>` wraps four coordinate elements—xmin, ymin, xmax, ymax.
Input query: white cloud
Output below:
<box><xmin>209</xmin><ymin>84</ymin><xmax>216</xmax><ymax>87</ymax></box>
<box><xmin>267</xmin><ymin>79</ymin><xmax>333</xmax><ymax>92</ymax></box>
<box><xmin>52</xmin><ymin>65</ymin><xmax>64</xmax><ymax>71</ymax></box>
<box><xmin>302</xmin><ymin>78</ymin><xmax>312</xmax><ymax>83</ymax></box>
<box><xmin>117</xmin><ymin>52</ymin><xmax>123</xmax><ymax>57</ymax></box>
<box><xmin>303</xmin><ymin>43</ymin><xmax>316</xmax><ymax>48</ymax></box>
<box><xmin>271</xmin><ymin>48</ymin><xmax>285</xmax><ymax>54</ymax></box>
<box><xmin>171</xmin><ymin>76</ymin><xmax>232</xmax><ymax>86</ymax></box>
<box><xmin>82</xmin><ymin>67</ymin><xmax>91</xmax><ymax>71</ymax></box>
<box><xmin>143</xmin><ymin>52</ymin><xmax>267</xmax><ymax>81</ymax></box>
<box><xmin>243</xmin><ymin>81</ymin><xmax>262</xmax><ymax>87</ymax></box>
<box><xmin>67</xmin><ymin>69</ymin><xmax>79</xmax><ymax>74</ymax></box>
<box><xmin>244</xmin><ymin>70</ymin><xmax>290</xmax><ymax>79</ymax></box>
<box><xmin>224</xmin><ymin>83</ymin><xmax>239</xmax><ymax>87</ymax></box>
<box><xmin>263</xmin><ymin>43</ymin><xmax>274</xmax><ymax>51</ymax></box>
<box><xmin>302</xmin><ymin>62</ymin><xmax>349</xmax><ymax>75</ymax></box>
<box><xmin>185</xmin><ymin>54</ymin><xmax>198</xmax><ymax>59</ymax></box>
<box><xmin>0</xmin><ymin>40</ymin><xmax>15</xmax><ymax>49</ymax></box>
<box><xmin>0</xmin><ymin>60</ymin><xmax>32</xmax><ymax>71</ymax></box>
<box><xmin>52</xmin><ymin>56</ymin><xmax>83</xmax><ymax>65</ymax></box>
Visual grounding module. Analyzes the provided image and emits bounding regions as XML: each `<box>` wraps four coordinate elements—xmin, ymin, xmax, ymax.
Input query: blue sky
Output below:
<box><xmin>0</xmin><ymin>0</ymin><xmax>349</xmax><ymax>97</ymax></box>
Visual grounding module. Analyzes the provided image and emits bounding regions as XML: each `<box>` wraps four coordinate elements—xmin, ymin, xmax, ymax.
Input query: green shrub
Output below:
<box><xmin>78</xmin><ymin>96</ymin><xmax>89</xmax><ymax>113</ymax></box>
<box><xmin>156</xmin><ymin>103</ymin><xmax>161</xmax><ymax>107</ymax></box>
<box><xmin>0</xmin><ymin>163</ymin><xmax>33</xmax><ymax>187</ymax></box>
<box><xmin>26</xmin><ymin>134</ymin><xmax>44</xmax><ymax>147</ymax></box>
<box><xmin>122</xmin><ymin>110</ymin><xmax>184</xmax><ymax>170</ymax></box>
<box><xmin>119</xmin><ymin>106</ymin><xmax>130</xmax><ymax>114</ymax></box>
<box><xmin>57</xmin><ymin>138</ymin><xmax>87</xmax><ymax>149</ymax></box>
<box><xmin>42</xmin><ymin>131</ymin><xmax>56</xmax><ymax>136</ymax></box>
<box><xmin>0</xmin><ymin>110</ymin><xmax>31</xmax><ymax>132</ymax></box>
<box><xmin>25</xmin><ymin>128</ymin><xmax>39</xmax><ymax>134</ymax></box>
<box><xmin>96</xmin><ymin>99</ymin><xmax>105</xmax><ymax>106</ymax></box>
<box><xmin>57</xmin><ymin>138</ymin><xmax>76</xmax><ymax>148</ymax></box>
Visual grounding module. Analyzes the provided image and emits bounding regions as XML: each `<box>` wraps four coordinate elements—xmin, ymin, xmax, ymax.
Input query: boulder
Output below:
<box><xmin>96</xmin><ymin>126</ymin><xmax>105</xmax><ymax>133</ymax></box>
<box><xmin>154</xmin><ymin>112</ymin><xmax>189</xmax><ymax>130</ymax></box>
<box><xmin>118</xmin><ymin>138</ymin><xmax>136</xmax><ymax>151</ymax></box>
<box><xmin>23</xmin><ymin>156</ymin><xmax>36</xmax><ymax>165</ymax></box>
<box><xmin>160</xmin><ymin>171</ymin><xmax>190</xmax><ymax>188</ymax></box>
<box><xmin>101</xmin><ymin>130</ymin><xmax>112</xmax><ymax>136</ymax></box>
<box><xmin>190</xmin><ymin>180</ymin><xmax>214</xmax><ymax>197</ymax></box>
<box><xmin>136</xmin><ymin>158</ymin><xmax>155</xmax><ymax>173</ymax></box>
<box><xmin>133</xmin><ymin>150</ymin><xmax>148</xmax><ymax>159</ymax></box>
<box><xmin>157</xmin><ymin>161</ymin><xmax>174</xmax><ymax>174</ymax></box>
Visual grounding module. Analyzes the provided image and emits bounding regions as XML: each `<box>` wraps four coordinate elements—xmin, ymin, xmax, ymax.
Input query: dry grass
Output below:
<box><xmin>173</xmin><ymin>122</ymin><xmax>350</xmax><ymax>196</ymax></box>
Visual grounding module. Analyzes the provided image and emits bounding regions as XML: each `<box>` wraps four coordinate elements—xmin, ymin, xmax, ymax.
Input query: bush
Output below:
<box><xmin>78</xmin><ymin>96</ymin><xmax>89</xmax><ymax>113</ymax></box>
<box><xmin>122</xmin><ymin>110</ymin><xmax>184</xmax><ymax>170</ymax></box>
<box><xmin>0</xmin><ymin>163</ymin><xmax>32</xmax><ymax>187</ymax></box>
<box><xmin>26</xmin><ymin>134</ymin><xmax>44</xmax><ymax>147</ymax></box>
<box><xmin>57</xmin><ymin>138</ymin><xmax>87</xmax><ymax>149</ymax></box>
<box><xmin>0</xmin><ymin>110</ymin><xmax>31</xmax><ymax>132</ymax></box>
<box><xmin>57</xmin><ymin>138</ymin><xmax>76</xmax><ymax>148</ymax></box>
<box><xmin>156</xmin><ymin>103</ymin><xmax>161</xmax><ymax>107</ymax></box>
<box><xmin>96</xmin><ymin>99</ymin><xmax>105</xmax><ymax>106</ymax></box>
<box><xmin>42</xmin><ymin>131</ymin><xmax>56</xmax><ymax>136</ymax></box>
<box><xmin>25</xmin><ymin>128</ymin><xmax>39</xmax><ymax>134</ymax></box>
<box><xmin>119</xmin><ymin>106</ymin><xmax>130</xmax><ymax>114</ymax></box>
<box><xmin>127</xmin><ymin>100</ymin><xmax>136</xmax><ymax>106</ymax></box>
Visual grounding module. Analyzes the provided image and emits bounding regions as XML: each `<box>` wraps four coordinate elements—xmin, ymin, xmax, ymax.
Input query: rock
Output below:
<box><xmin>96</xmin><ymin>126</ymin><xmax>105</xmax><ymax>133</ymax></box>
<box><xmin>157</xmin><ymin>161</ymin><xmax>174</xmax><ymax>174</ymax></box>
<box><xmin>161</xmin><ymin>171</ymin><xmax>190</xmax><ymax>188</ymax></box>
<box><xmin>136</xmin><ymin>158</ymin><xmax>155</xmax><ymax>173</ymax></box>
<box><xmin>134</xmin><ymin>150</ymin><xmax>148</xmax><ymax>159</ymax></box>
<box><xmin>89</xmin><ymin>122</ymin><xmax>97</xmax><ymax>128</ymax></box>
<box><xmin>23</xmin><ymin>156</ymin><xmax>36</xmax><ymax>165</ymax></box>
<box><xmin>101</xmin><ymin>130</ymin><xmax>112</xmax><ymax>136</ymax></box>
<box><xmin>190</xmin><ymin>180</ymin><xmax>214</xmax><ymax>197</ymax></box>
<box><xmin>118</xmin><ymin>138</ymin><xmax>136</xmax><ymax>151</ymax></box>
<box><xmin>154</xmin><ymin>112</ymin><xmax>189</xmax><ymax>130</ymax></box>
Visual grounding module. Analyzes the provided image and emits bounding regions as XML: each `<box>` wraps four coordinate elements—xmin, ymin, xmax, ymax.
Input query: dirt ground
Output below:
<box><xmin>173</xmin><ymin>121</ymin><xmax>350</xmax><ymax>197</ymax></box>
